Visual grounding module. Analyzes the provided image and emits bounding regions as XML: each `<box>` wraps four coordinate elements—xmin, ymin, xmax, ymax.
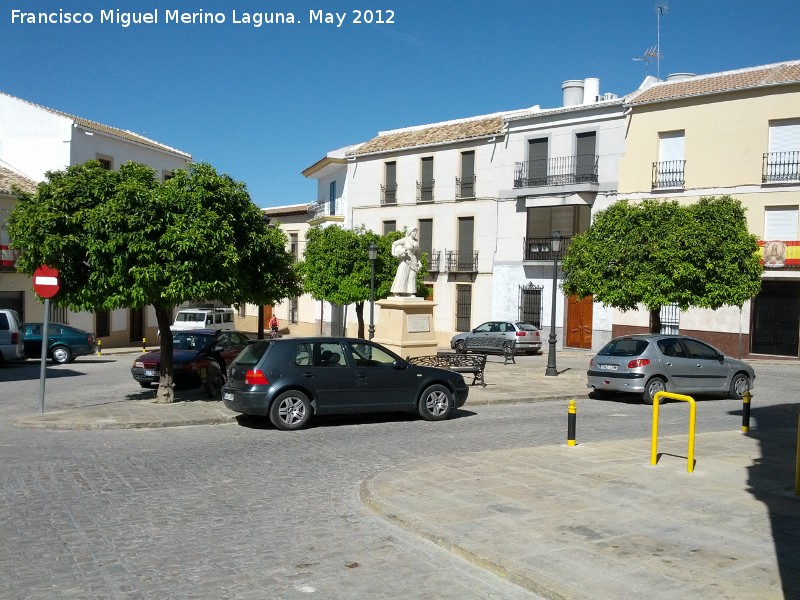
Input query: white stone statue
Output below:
<box><xmin>390</xmin><ymin>228</ymin><xmax>421</xmax><ymax>296</ymax></box>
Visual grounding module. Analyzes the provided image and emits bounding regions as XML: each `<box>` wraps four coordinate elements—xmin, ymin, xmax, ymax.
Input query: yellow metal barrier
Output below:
<box><xmin>96</xmin><ymin>339</ymin><xmax>102</xmax><ymax>356</ymax></box>
<box><xmin>651</xmin><ymin>391</ymin><xmax>697</xmax><ymax>474</ymax></box>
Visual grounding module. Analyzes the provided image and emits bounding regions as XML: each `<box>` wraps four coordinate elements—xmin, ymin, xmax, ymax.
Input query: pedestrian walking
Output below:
<box><xmin>269</xmin><ymin>314</ymin><xmax>279</xmax><ymax>338</ymax></box>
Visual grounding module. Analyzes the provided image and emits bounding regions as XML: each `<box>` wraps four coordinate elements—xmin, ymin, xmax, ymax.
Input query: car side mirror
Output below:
<box><xmin>393</xmin><ymin>359</ymin><xmax>405</xmax><ymax>370</ymax></box>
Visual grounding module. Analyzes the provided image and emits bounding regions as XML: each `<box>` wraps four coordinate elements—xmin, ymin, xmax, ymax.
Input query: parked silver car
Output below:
<box><xmin>0</xmin><ymin>309</ymin><xmax>26</xmax><ymax>365</ymax></box>
<box><xmin>450</xmin><ymin>321</ymin><xmax>542</xmax><ymax>355</ymax></box>
<box><xmin>587</xmin><ymin>334</ymin><xmax>755</xmax><ymax>404</ymax></box>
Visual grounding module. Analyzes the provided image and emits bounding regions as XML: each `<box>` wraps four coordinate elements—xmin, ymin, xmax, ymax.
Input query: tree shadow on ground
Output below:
<box><xmin>734</xmin><ymin>402</ymin><xmax>800</xmax><ymax>598</ymax></box>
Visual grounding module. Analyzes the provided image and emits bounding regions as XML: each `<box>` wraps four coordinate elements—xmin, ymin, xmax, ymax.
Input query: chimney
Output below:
<box><xmin>583</xmin><ymin>78</ymin><xmax>600</xmax><ymax>103</ymax></box>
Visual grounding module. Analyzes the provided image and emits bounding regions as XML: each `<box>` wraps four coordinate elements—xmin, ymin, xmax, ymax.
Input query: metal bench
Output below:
<box><xmin>407</xmin><ymin>353</ymin><xmax>487</xmax><ymax>387</ymax></box>
<box><xmin>463</xmin><ymin>336</ymin><xmax>516</xmax><ymax>365</ymax></box>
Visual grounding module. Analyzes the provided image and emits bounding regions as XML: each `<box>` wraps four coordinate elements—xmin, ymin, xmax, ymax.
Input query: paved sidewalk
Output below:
<box><xmin>10</xmin><ymin>346</ymin><xmax>800</xmax><ymax>598</ymax></box>
<box><xmin>361</xmin><ymin>429</ymin><xmax>799</xmax><ymax>599</ymax></box>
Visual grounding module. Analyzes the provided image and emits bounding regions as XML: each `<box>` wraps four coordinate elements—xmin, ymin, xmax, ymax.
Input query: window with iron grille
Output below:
<box><xmin>457</xmin><ymin>151</ymin><xmax>476</xmax><ymax>198</ymax></box>
<box><xmin>49</xmin><ymin>303</ymin><xmax>69</xmax><ymax>324</ymax></box>
<box><xmin>95</xmin><ymin>154</ymin><xmax>113</xmax><ymax>170</ymax></box>
<box><xmin>95</xmin><ymin>310</ymin><xmax>110</xmax><ymax>338</ymax></box>
<box><xmin>290</xmin><ymin>297</ymin><xmax>298</xmax><ymax>323</ymax></box>
<box><xmin>519</xmin><ymin>283</ymin><xmax>543</xmax><ymax>327</ymax></box>
<box><xmin>0</xmin><ymin>291</ymin><xmax>24</xmax><ymax>321</ymax></box>
<box><xmin>383</xmin><ymin>220</ymin><xmax>396</xmax><ymax>234</ymax></box>
<box><xmin>455</xmin><ymin>284</ymin><xmax>472</xmax><ymax>331</ymax></box>
<box><xmin>660</xmin><ymin>303</ymin><xmax>680</xmax><ymax>335</ymax></box>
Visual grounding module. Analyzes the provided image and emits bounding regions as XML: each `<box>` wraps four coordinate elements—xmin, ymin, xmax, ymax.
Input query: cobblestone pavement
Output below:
<box><xmin>1</xmin><ymin>353</ymin><xmax>797</xmax><ymax>599</ymax></box>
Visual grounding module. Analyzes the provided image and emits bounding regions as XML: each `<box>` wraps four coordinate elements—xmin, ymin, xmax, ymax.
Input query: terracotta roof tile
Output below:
<box><xmin>350</xmin><ymin>116</ymin><xmax>505</xmax><ymax>156</ymax></box>
<box><xmin>628</xmin><ymin>60</ymin><xmax>800</xmax><ymax>105</ymax></box>
<box><xmin>0</xmin><ymin>166</ymin><xmax>37</xmax><ymax>195</ymax></box>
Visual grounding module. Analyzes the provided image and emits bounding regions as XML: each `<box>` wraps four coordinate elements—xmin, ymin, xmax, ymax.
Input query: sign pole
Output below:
<box><xmin>38</xmin><ymin>298</ymin><xmax>50</xmax><ymax>413</ymax></box>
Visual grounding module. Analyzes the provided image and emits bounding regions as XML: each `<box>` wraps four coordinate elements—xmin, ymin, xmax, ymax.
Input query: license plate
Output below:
<box><xmin>599</xmin><ymin>364</ymin><xmax>618</xmax><ymax>371</ymax></box>
<box><xmin>144</xmin><ymin>370</ymin><xmax>156</xmax><ymax>377</ymax></box>
<box><xmin>223</xmin><ymin>392</ymin><xmax>234</xmax><ymax>402</ymax></box>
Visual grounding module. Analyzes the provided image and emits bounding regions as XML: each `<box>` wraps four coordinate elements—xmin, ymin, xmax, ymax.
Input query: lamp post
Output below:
<box><xmin>545</xmin><ymin>231</ymin><xmax>562</xmax><ymax>377</ymax></box>
<box><xmin>368</xmin><ymin>242</ymin><xmax>377</xmax><ymax>340</ymax></box>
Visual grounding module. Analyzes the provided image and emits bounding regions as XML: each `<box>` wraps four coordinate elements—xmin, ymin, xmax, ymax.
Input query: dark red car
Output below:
<box><xmin>131</xmin><ymin>329</ymin><xmax>251</xmax><ymax>390</ymax></box>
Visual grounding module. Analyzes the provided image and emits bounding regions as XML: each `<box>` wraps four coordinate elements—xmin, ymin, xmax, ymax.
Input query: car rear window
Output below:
<box><xmin>232</xmin><ymin>341</ymin><xmax>271</xmax><ymax>366</ymax></box>
<box><xmin>515</xmin><ymin>322</ymin><xmax>538</xmax><ymax>331</ymax></box>
<box><xmin>598</xmin><ymin>338</ymin><xmax>650</xmax><ymax>357</ymax></box>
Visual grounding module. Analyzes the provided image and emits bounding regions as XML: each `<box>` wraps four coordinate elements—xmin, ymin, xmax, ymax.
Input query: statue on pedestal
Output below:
<box><xmin>390</xmin><ymin>228</ymin><xmax>421</xmax><ymax>297</ymax></box>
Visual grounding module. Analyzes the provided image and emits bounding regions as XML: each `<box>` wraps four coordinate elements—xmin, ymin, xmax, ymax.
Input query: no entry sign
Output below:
<box><xmin>33</xmin><ymin>265</ymin><xmax>61</xmax><ymax>299</ymax></box>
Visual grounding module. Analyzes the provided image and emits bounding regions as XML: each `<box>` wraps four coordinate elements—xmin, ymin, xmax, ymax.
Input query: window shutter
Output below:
<box><xmin>764</xmin><ymin>207</ymin><xmax>799</xmax><ymax>240</ymax></box>
<box><xmin>769</xmin><ymin>121</ymin><xmax>800</xmax><ymax>153</ymax></box>
<box><xmin>659</xmin><ymin>131</ymin><xmax>685</xmax><ymax>161</ymax></box>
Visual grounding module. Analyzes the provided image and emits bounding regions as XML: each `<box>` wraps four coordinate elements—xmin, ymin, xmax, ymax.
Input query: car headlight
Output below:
<box><xmin>133</xmin><ymin>360</ymin><xmax>144</xmax><ymax>368</ymax></box>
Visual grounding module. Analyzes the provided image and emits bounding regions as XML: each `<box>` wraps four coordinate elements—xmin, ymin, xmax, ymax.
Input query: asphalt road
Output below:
<box><xmin>1</xmin><ymin>354</ymin><xmax>796</xmax><ymax>599</ymax></box>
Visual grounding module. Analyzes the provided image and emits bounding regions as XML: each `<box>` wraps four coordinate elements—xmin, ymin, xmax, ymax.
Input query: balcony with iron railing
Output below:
<box><xmin>513</xmin><ymin>154</ymin><xmax>598</xmax><ymax>188</ymax></box>
<box><xmin>455</xmin><ymin>175</ymin><xmax>476</xmax><ymax>199</ymax></box>
<box><xmin>416</xmin><ymin>180</ymin><xmax>435</xmax><ymax>203</ymax></box>
<box><xmin>445</xmin><ymin>250</ymin><xmax>478</xmax><ymax>272</ymax></box>
<box><xmin>523</xmin><ymin>236</ymin><xmax>573</xmax><ymax>261</ymax></box>
<box><xmin>763</xmin><ymin>151</ymin><xmax>800</xmax><ymax>183</ymax></box>
<box><xmin>424</xmin><ymin>250</ymin><xmax>441</xmax><ymax>273</ymax></box>
<box><xmin>381</xmin><ymin>183</ymin><xmax>397</xmax><ymax>204</ymax></box>
<box><xmin>651</xmin><ymin>160</ymin><xmax>686</xmax><ymax>190</ymax></box>
<box><xmin>310</xmin><ymin>196</ymin><xmax>342</xmax><ymax>219</ymax></box>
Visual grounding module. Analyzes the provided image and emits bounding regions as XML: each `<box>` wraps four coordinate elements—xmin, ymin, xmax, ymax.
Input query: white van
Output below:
<box><xmin>170</xmin><ymin>307</ymin><xmax>235</xmax><ymax>332</ymax></box>
<box><xmin>0</xmin><ymin>308</ymin><xmax>26</xmax><ymax>364</ymax></box>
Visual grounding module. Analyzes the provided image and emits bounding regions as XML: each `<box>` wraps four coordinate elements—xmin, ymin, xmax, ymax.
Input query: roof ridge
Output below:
<box><xmin>0</xmin><ymin>90</ymin><xmax>191</xmax><ymax>158</ymax></box>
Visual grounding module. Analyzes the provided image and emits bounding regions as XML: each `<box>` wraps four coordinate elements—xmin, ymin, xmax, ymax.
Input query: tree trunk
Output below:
<box><xmin>155</xmin><ymin>307</ymin><xmax>176</xmax><ymax>404</ymax></box>
<box><xmin>257</xmin><ymin>305</ymin><xmax>265</xmax><ymax>339</ymax></box>
<box><xmin>355</xmin><ymin>302</ymin><xmax>365</xmax><ymax>339</ymax></box>
<box><xmin>649</xmin><ymin>308</ymin><xmax>662</xmax><ymax>334</ymax></box>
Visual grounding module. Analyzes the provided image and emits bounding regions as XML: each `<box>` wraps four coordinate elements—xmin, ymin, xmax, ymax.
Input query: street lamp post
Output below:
<box><xmin>368</xmin><ymin>242</ymin><xmax>377</xmax><ymax>340</ymax></box>
<box><xmin>545</xmin><ymin>231</ymin><xmax>562</xmax><ymax>377</ymax></box>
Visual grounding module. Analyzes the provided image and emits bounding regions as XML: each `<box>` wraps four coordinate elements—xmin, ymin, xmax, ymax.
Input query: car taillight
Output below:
<box><xmin>515</xmin><ymin>331</ymin><xmax>525</xmax><ymax>337</ymax></box>
<box><xmin>11</xmin><ymin>332</ymin><xmax>18</xmax><ymax>344</ymax></box>
<box><xmin>245</xmin><ymin>369</ymin><xmax>269</xmax><ymax>385</ymax></box>
<box><xmin>628</xmin><ymin>358</ymin><xmax>651</xmax><ymax>368</ymax></box>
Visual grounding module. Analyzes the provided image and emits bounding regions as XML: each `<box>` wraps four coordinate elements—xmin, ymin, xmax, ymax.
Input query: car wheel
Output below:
<box><xmin>454</xmin><ymin>339</ymin><xmax>466</xmax><ymax>354</ymax></box>
<box><xmin>729</xmin><ymin>373</ymin><xmax>750</xmax><ymax>400</ymax></box>
<box><xmin>418</xmin><ymin>384</ymin><xmax>453</xmax><ymax>421</ymax></box>
<box><xmin>203</xmin><ymin>360</ymin><xmax>226</xmax><ymax>399</ymax></box>
<box><xmin>139</xmin><ymin>381</ymin><xmax>152</xmax><ymax>388</ymax></box>
<box><xmin>643</xmin><ymin>377</ymin><xmax>666</xmax><ymax>405</ymax></box>
<box><xmin>270</xmin><ymin>390</ymin><xmax>312</xmax><ymax>431</ymax></box>
<box><xmin>51</xmin><ymin>346</ymin><xmax>72</xmax><ymax>364</ymax></box>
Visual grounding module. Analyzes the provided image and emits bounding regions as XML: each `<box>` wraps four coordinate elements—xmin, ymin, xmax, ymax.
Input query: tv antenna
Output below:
<box><xmin>633</xmin><ymin>46</ymin><xmax>659</xmax><ymax>76</ymax></box>
<box><xmin>655</xmin><ymin>4</ymin><xmax>669</xmax><ymax>79</ymax></box>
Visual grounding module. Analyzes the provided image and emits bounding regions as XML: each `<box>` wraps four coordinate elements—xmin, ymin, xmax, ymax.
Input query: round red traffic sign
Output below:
<box><xmin>32</xmin><ymin>265</ymin><xmax>61</xmax><ymax>299</ymax></box>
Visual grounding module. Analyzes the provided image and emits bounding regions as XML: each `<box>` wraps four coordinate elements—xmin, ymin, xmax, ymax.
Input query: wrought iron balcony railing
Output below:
<box><xmin>513</xmin><ymin>154</ymin><xmax>598</xmax><ymax>188</ymax></box>
<box><xmin>455</xmin><ymin>175</ymin><xmax>476</xmax><ymax>199</ymax></box>
<box><xmin>416</xmin><ymin>180</ymin><xmax>435</xmax><ymax>203</ymax></box>
<box><xmin>651</xmin><ymin>160</ymin><xmax>686</xmax><ymax>190</ymax></box>
<box><xmin>424</xmin><ymin>250</ymin><xmax>441</xmax><ymax>272</ymax></box>
<box><xmin>523</xmin><ymin>236</ymin><xmax>573</xmax><ymax>261</ymax></box>
<box><xmin>763</xmin><ymin>151</ymin><xmax>800</xmax><ymax>183</ymax></box>
<box><xmin>310</xmin><ymin>196</ymin><xmax>341</xmax><ymax>218</ymax></box>
<box><xmin>445</xmin><ymin>250</ymin><xmax>478</xmax><ymax>272</ymax></box>
<box><xmin>381</xmin><ymin>183</ymin><xmax>397</xmax><ymax>204</ymax></box>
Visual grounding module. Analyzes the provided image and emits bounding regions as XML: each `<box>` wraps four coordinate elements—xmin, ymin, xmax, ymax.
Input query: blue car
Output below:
<box><xmin>23</xmin><ymin>323</ymin><xmax>97</xmax><ymax>364</ymax></box>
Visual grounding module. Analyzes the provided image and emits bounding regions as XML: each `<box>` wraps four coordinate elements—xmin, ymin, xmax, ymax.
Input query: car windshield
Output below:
<box><xmin>516</xmin><ymin>322</ymin><xmax>538</xmax><ymax>331</ymax></box>
<box><xmin>232</xmin><ymin>341</ymin><xmax>271</xmax><ymax>366</ymax></box>
<box><xmin>172</xmin><ymin>332</ymin><xmax>215</xmax><ymax>351</ymax></box>
<box><xmin>598</xmin><ymin>338</ymin><xmax>650</xmax><ymax>357</ymax></box>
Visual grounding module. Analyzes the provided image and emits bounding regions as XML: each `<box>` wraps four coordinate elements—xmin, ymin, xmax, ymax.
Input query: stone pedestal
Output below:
<box><xmin>374</xmin><ymin>296</ymin><xmax>438</xmax><ymax>359</ymax></box>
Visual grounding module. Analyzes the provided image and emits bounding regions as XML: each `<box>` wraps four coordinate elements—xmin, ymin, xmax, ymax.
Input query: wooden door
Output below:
<box><xmin>263</xmin><ymin>305</ymin><xmax>273</xmax><ymax>329</ymax></box>
<box><xmin>566</xmin><ymin>295</ymin><xmax>592</xmax><ymax>349</ymax></box>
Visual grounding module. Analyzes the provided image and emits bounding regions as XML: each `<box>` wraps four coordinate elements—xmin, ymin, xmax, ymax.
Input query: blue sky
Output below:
<box><xmin>3</xmin><ymin>0</ymin><xmax>799</xmax><ymax>207</ymax></box>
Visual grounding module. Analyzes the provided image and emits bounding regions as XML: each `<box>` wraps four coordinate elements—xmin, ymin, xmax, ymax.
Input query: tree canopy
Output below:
<box><xmin>296</xmin><ymin>225</ymin><xmax>429</xmax><ymax>337</ymax></box>
<box><xmin>561</xmin><ymin>196</ymin><xmax>762</xmax><ymax>331</ymax></box>
<box><xmin>8</xmin><ymin>160</ymin><xmax>301</xmax><ymax>401</ymax></box>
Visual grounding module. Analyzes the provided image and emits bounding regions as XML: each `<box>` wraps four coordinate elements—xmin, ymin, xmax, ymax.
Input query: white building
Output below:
<box><xmin>302</xmin><ymin>78</ymin><xmax>628</xmax><ymax>349</ymax></box>
<box><xmin>0</xmin><ymin>91</ymin><xmax>191</xmax><ymax>347</ymax></box>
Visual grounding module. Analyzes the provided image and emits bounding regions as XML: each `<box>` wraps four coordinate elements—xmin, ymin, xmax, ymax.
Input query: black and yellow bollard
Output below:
<box><xmin>96</xmin><ymin>339</ymin><xmax>102</xmax><ymax>356</ymax></box>
<box><xmin>742</xmin><ymin>390</ymin><xmax>752</xmax><ymax>433</ymax></box>
<box><xmin>567</xmin><ymin>399</ymin><xmax>577</xmax><ymax>447</ymax></box>
<box><xmin>142</xmin><ymin>337</ymin><xmax>147</xmax><ymax>353</ymax></box>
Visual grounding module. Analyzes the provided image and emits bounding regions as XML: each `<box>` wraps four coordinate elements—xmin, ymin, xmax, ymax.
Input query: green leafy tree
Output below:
<box><xmin>8</xmin><ymin>161</ymin><xmax>301</xmax><ymax>402</ymax></box>
<box><xmin>561</xmin><ymin>196</ymin><xmax>762</xmax><ymax>332</ymax></box>
<box><xmin>297</xmin><ymin>225</ymin><xmax>429</xmax><ymax>338</ymax></box>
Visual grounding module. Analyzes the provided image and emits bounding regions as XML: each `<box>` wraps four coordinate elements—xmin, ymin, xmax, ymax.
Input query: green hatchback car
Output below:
<box><xmin>23</xmin><ymin>323</ymin><xmax>97</xmax><ymax>364</ymax></box>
